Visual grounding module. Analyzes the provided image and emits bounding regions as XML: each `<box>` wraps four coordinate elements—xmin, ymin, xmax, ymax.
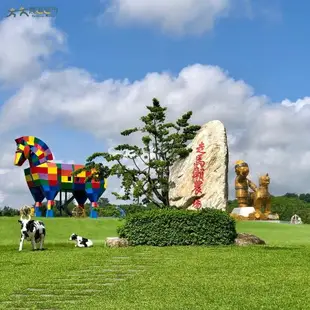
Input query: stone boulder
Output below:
<box><xmin>268</xmin><ymin>213</ymin><xmax>280</xmax><ymax>220</ymax></box>
<box><xmin>169</xmin><ymin>120</ymin><xmax>228</xmax><ymax>210</ymax></box>
<box><xmin>105</xmin><ymin>237</ymin><xmax>129</xmax><ymax>247</ymax></box>
<box><xmin>235</xmin><ymin>233</ymin><xmax>266</xmax><ymax>246</ymax></box>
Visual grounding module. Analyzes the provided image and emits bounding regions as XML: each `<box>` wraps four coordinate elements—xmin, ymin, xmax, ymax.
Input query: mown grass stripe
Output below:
<box><xmin>15</xmin><ymin>300</ymin><xmax>77</xmax><ymax>304</ymax></box>
<box><xmin>67</xmin><ymin>282</ymin><xmax>114</xmax><ymax>286</ymax></box>
<box><xmin>104</xmin><ymin>277</ymin><xmax>126</xmax><ymax>281</ymax></box>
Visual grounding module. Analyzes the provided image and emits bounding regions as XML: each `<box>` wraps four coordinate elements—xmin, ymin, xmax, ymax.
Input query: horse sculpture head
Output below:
<box><xmin>14</xmin><ymin>136</ymin><xmax>53</xmax><ymax>167</ymax></box>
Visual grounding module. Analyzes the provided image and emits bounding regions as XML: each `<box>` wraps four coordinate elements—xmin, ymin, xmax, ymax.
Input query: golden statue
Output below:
<box><xmin>252</xmin><ymin>174</ymin><xmax>271</xmax><ymax>218</ymax></box>
<box><xmin>20</xmin><ymin>205</ymin><xmax>33</xmax><ymax>219</ymax></box>
<box><xmin>234</xmin><ymin>161</ymin><xmax>277</xmax><ymax>220</ymax></box>
<box><xmin>72</xmin><ymin>206</ymin><xmax>86</xmax><ymax>217</ymax></box>
<box><xmin>234</xmin><ymin>160</ymin><xmax>257</xmax><ymax>208</ymax></box>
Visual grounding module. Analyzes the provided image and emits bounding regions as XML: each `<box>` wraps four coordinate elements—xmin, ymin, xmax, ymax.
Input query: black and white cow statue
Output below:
<box><xmin>69</xmin><ymin>233</ymin><xmax>93</xmax><ymax>247</ymax></box>
<box><xmin>18</xmin><ymin>215</ymin><xmax>46</xmax><ymax>251</ymax></box>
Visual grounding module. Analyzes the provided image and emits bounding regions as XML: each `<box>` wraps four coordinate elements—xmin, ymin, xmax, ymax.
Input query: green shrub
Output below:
<box><xmin>98</xmin><ymin>204</ymin><xmax>152</xmax><ymax>218</ymax></box>
<box><xmin>98</xmin><ymin>205</ymin><xmax>121</xmax><ymax>217</ymax></box>
<box><xmin>292</xmin><ymin>208</ymin><xmax>310</xmax><ymax>224</ymax></box>
<box><xmin>271</xmin><ymin>197</ymin><xmax>310</xmax><ymax>221</ymax></box>
<box><xmin>117</xmin><ymin>208</ymin><xmax>237</xmax><ymax>246</ymax></box>
<box><xmin>226</xmin><ymin>200</ymin><xmax>238</xmax><ymax>213</ymax></box>
<box><xmin>0</xmin><ymin>206</ymin><xmax>19</xmax><ymax>216</ymax></box>
<box><xmin>119</xmin><ymin>203</ymin><xmax>159</xmax><ymax>217</ymax></box>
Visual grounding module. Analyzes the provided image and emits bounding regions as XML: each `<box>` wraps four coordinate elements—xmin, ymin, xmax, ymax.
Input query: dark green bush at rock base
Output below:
<box><xmin>117</xmin><ymin>208</ymin><xmax>237</xmax><ymax>246</ymax></box>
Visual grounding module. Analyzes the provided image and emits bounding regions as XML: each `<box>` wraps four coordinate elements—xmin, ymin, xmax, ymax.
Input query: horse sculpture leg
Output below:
<box><xmin>85</xmin><ymin>178</ymin><xmax>106</xmax><ymax>219</ymax></box>
<box><xmin>28</xmin><ymin>186</ymin><xmax>45</xmax><ymax>217</ymax></box>
<box><xmin>46</xmin><ymin>200</ymin><xmax>55</xmax><ymax>217</ymax></box>
<box><xmin>85</xmin><ymin>182</ymin><xmax>105</xmax><ymax>219</ymax></box>
<box><xmin>73</xmin><ymin>190</ymin><xmax>87</xmax><ymax>217</ymax></box>
<box><xmin>90</xmin><ymin>202</ymin><xmax>98</xmax><ymax>218</ymax></box>
<box><xmin>34</xmin><ymin>202</ymin><xmax>42</xmax><ymax>217</ymax></box>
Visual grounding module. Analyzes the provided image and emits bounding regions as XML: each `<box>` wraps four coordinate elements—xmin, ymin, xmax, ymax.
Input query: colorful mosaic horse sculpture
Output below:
<box><xmin>14</xmin><ymin>136</ymin><xmax>107</xmax><ymax>218</ymax></box>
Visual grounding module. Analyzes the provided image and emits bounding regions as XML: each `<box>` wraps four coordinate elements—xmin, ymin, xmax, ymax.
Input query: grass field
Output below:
<box><xmin>1</xmin><ymin>217</ymin><xmax>310</xmax><ymax>310</ymax></box>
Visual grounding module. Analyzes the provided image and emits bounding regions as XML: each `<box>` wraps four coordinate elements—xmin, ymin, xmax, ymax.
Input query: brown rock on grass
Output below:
<box><xmin>105</xmin><ymin>237</ymin><xmax>129</xmax><ymax>247</ymax></box>
<box><xmin>235</xmin><ymin>233</ymin><xmax>266</xmax><ymax>246</ymax></box>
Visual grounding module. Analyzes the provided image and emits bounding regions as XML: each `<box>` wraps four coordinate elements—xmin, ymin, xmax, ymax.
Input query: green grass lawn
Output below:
<box><xmin>1</xmin><ymin>217</ymin><xmax>310</xmax><ymax>310</ymax></box>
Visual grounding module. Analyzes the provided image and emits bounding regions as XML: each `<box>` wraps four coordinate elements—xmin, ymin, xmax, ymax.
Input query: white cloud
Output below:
<box><xmin>0</xmin><ymin>16</ymin><xmax>65</xmax><ymax>86</ymax></box>
<box><xmin>1</xmin><ymin>63</ymin><xmax>310</xmax><ymax>209</ymax></box>
<box><xmin>102</xmin><ymin>0</ymin><xmax>231</xmax><ymax>35</ymax></box>
<box><xmin>100</xmin><ymin>0</ymin><xmax>283</xmax><ymax>35</ymax></box>
<box><xmin>240</xmin><ymin>0</ymin><xmax>282</xmax><ymax>23</ymax></box>
<box><xmin>0</xmin><ymin>65</ymin><xmax>264</xmax><ymax>138</ymax></box>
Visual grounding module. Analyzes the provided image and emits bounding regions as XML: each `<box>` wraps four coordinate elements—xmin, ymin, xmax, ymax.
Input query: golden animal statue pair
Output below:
<box><xmin>234</xmin><ymin>160</ymin><xmax>274</xmax><ymax>219</ymax></box>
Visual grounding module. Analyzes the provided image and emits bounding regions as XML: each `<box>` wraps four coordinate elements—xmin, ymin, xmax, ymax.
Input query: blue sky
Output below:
<box><xmin>1</xmin><ymin>0</ymin><xmax>310</xmax><ymax>207</ymax></box>
<box><xmin>1</xmin><ymin>0</ymin><xmax>310</xmax><ymax>102</ymax></box>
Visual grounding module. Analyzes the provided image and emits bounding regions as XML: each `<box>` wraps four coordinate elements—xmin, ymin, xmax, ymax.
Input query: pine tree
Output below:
<box><xmin>74</xmin><ymin>98</ymin><xmax>201</xmax><ymax>207</ymax></box>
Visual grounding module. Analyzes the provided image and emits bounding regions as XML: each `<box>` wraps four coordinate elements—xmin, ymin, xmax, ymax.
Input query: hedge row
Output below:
<box><xmin>117</xmin><ymin>208</ymin><xmax>237</xmax><ymax>246</ymax></box>
<box><xmin>270</xmin><ymin>197</ymin><xmax>310</xmax><ymax>222</ymax></box>
<box><xmin>0</xmin><ymin>206</ymin><xmax>19</xmax><ymax>217</ymax></box>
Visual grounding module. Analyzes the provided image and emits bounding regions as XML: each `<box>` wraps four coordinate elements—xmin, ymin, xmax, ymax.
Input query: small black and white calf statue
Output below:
<box><xmin>18</xmin><ymin>206</ymin><xmax>46</xmax><ymax>251</ymax></box>
<box><xmin>69</xmin><ymin>233</ymin><xmax>93</xmax><ymax>248</ymax></box>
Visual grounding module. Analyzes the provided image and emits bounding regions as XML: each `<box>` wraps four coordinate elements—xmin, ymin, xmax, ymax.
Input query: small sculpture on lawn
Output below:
<box><xmin>72</xmin><ymin>206</ymin><xmax>86</xmax><ymax>217</ymax></box>
<box><xmin>290</xmin><ymin>214</ymin><xmax>302</xmax><ymax>224</ymax></box>
<box><xmin>20</xmin><ymin>205</ymin><xmax>33</xmax><ymax>219</ymax></box>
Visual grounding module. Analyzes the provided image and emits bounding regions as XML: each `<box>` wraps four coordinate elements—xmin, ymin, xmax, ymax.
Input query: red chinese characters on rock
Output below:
<box><xmin>192</xmin><ymin>142</ymin><xmax>206</xmax><ymax>209</ymax></box>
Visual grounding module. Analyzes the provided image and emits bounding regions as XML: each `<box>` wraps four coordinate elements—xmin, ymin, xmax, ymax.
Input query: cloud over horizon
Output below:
<box><xmin>2</xmin><ymin>60</ymin><xmax>310</xmax><ymax>208</ymax></box>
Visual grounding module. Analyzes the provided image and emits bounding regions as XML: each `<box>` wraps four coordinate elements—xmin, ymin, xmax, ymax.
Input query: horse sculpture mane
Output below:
<box><xmin>14</xmin><ymin>136</ymin><xmax>107</xmax><ymax>218</ymax></box>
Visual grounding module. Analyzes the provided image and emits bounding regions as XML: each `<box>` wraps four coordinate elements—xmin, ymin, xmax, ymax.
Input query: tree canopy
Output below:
<box><xmin>73</xmin><ymin>98</ymin><xmax>201</xmax><ymax>207</ymax></box>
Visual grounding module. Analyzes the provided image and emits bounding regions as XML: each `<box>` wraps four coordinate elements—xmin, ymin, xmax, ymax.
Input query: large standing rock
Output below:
<box><xmin>169</xmin><ymin>120</ymin><xmax>228</xmax><ymax>210</ymax></box>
